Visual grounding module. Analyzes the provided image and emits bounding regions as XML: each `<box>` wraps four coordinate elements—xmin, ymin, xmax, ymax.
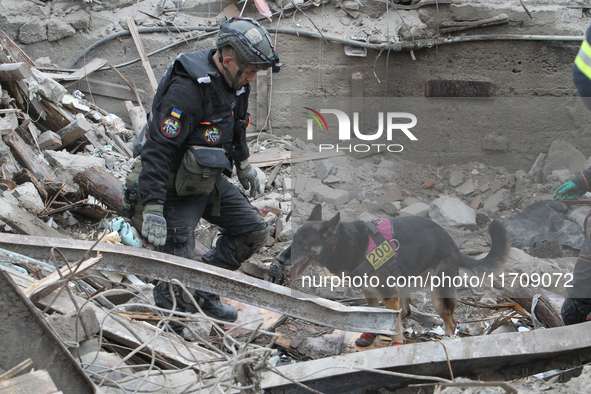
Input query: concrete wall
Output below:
<box><xmin>1</xmin><ymin>0</ymin><xmax>588</xmax><ymax>171</ymax></box>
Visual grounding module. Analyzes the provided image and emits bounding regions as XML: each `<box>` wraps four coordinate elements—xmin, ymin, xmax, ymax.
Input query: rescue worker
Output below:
<box><xmin>132</xmin><ymin>17</ymin><xmax>281</xmax><ymax>332</ymax></box>
<box><xmin>554</xmin><ymin>25</ymin><xmax>591</xmax><ymax>324</ymax></box>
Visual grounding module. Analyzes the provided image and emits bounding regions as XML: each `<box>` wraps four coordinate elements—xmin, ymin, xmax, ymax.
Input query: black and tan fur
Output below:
<box><xmin>285</xmin><ymin>204</ymin><xmax>511</xmax><ymax>345</ymax></box>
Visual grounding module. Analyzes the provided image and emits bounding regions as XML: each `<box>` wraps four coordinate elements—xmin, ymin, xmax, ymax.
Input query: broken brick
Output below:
<box><xmin>422</xmin><ymin>179</ymin><xmax>435</xmax><ymax>189</ymax></box>
<box><xmin>373</xmin><ymin>188</ymin><xmax>403</xmax><ymax>204</ymax></box>
<box><xmin>313</xmin><ymin>185</ymin><xmax>349</xmax><ymax>205</ymax></box>
<box><xmin>38</xmin><ymin>131</ymin><xmax>62</xmax><ymax>150</ymax></box>
<box><xmin>470</xmin><ymin>195</ymin><xmax>482</xmax><ymax>210</ymax></box>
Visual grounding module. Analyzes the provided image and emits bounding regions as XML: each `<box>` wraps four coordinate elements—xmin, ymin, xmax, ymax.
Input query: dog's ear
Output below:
<box><xmin>320</xmin><ymin>212</ymin><xmax>340</xmax><ymax>240</ymax></box>
<box><xmin>307</xmin><ymin>204</ymin><xmax>323</xmax><ymax>222</ymax></box>
<box><xmin>325</xmin><ymin>212</ymin><xmax>340</xmax><ymax>227</ymax></box>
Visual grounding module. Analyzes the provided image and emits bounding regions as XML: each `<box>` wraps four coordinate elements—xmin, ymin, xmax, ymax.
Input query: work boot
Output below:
<box><xmin>192</xmin><ymin>290</ymin><xmax>238</xmax><ymax>322</ymax></box>
<box><xmin>355</xmin><ymin>332</ymin><xmax>377</xmax><ymax>347</ymax></box>
<box><xmin>152</xmin><ymin>284</ymin><xmax>185</xmax><ymax>336</ymax></box>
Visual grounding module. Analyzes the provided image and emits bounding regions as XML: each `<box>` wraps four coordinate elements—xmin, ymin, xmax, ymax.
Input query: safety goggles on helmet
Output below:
<box><xmin>217</xmin><ymin>17</ymin><xmax>282</xmax><ymax>74</ymax></box>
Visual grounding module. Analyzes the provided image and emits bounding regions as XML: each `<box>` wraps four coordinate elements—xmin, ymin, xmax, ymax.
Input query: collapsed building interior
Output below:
<box><xmin>2</xmin><ymin>0</ymin><xmax>591</xmax><ymax>393</ymax></box>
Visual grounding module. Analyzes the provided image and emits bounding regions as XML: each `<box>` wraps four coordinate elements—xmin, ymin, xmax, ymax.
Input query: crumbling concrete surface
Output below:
<box><xmin>2</xmin><ymin>0</ymin><xmax>591</xmax><ymax>392</ymax></box>
<box><xmin>0</xmin><ymin>0</ymin><xmax>589</xmax><ymax>170</ymax></box>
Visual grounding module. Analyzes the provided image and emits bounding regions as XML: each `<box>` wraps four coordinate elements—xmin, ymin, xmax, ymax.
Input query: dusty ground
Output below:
<box><xmin>3</xmin><ymin>0</ymin><xmax>591</xmax><ymax>391</ymax></box>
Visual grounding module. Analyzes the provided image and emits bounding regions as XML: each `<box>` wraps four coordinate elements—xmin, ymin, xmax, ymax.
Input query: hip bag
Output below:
<box><xmin>175</xmin><ymin>146</ymin><xmax>230</xmax><ymax>196</ymax></box>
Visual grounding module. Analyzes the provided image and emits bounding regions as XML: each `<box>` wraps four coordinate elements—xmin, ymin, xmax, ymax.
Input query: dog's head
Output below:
<box><xmin>286</xmin><ymin>204</ymin><xmax>341</xmax><ymax>280</ymax></box>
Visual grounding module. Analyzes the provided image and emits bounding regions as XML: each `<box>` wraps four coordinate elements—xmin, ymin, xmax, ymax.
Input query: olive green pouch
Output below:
<box><xmin>175</xmin><ymin>146</ymin><xmax>230</xmax><ymax>196</ymax></box>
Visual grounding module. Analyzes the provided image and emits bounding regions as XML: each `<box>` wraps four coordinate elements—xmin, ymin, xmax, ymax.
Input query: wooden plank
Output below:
<box><xmin>77</xmin><ymin>78</ymin><xmax>147</xmax><ymax>102</ymax></box>
<box><xmin>292</xmin><ymin>151</ymin><xmax>345</xmax><ymax>163</ymax></box>
<box><xmin>0</xmin><ymin>370</ymin><xmax>59</xmax><ymax>394</ymax></box>
<box><xmin>0</xmin><ymin>62</ymin><xmax>32</xmax><ymax>81</ymax></box>
<box><xmin>256</xmin><ymin>70</ymin><xmax>268</xmax><ymax>131</ymax></box>
<box><xmin>266</xmin><ymin>160</ymin><xmax>284</xmax><ymax>189</ymax></box>
<box><xmin>0</xmin><ymin>117</ymin><xmax>12</xmax><ymax>135</ymax></box>
<box><xmin>56</xmin><ymin>118</ymin><xmax>95</xmax><ymax>147</ymax></box>
<box><xmin>0</xmin><ymin>264</ymin><xmax>34</xmax><ymax>289</ymax></box>
<box><xmin>249</xmin><ymin>148</ymin><xmax>290</xmax><ymax>167</ymax></box>
<box><xmin>95</xmin><ymin>125</ymin><xmax>129</xmax><ymax>158</ymax></box>
<box><xmin>112</xmin><ymin>66</ymin><xmax>143</xmax><ymax>106</ymax></box>
<box><xmin>64</xmin><ymin>57</ymin><xmax>106</xmax><ymax>80</ymax></box>
<box><xmin>5</xmin><ymin>81</ymin><xmax>24</xmax><ymax>106</ymax></box>
<box><xmin>42</xmin><ymin>58</ymin><xmax>107</xmax><ymax>82</ymax></box>
<box><xmin>6</xmin><ymin>131</ymin><xmax>55</xmax><ymax>181</ymax></box>
<box><xmin>125</xmin><ymin>101</ymin><xmax>147</xmax><ymax>136</ymax></box>
<box><xmin>0</xmin><ymin>359</ymin><xmax>33</xmax><ymax>382</ymax></box>
<box><xmin>38</xmin><ymin>100</ymin><xmax>74</xmax><ymax>132</ymax></box>
<box><xmin>74</xmin><ymin>166</ymin><xmax>143</xmax><ymax>233</ymax></box>
<box><xmin>0</xmin><ymin>29</ymin><xmax>36</xmax><ymax>66</ymax></box>
<box><xmin>0</xmin><ymin>197</ymin><xmax>67</xmax><ymax>238</ymax></box>
<box><xmin>250</xmin><ymin>149</ymin><xmax>345</xmax><ymax>168</ymax></box>
<box><xmin>0</xmin><ymin>109</ymin><xmax>19</xmax><ymax>114</ymax></box>
<box><xmin>13</xmin><ymin>168</ymin><xmax>49</xmax><ymax>201</ymax></box>
<box><xmin>24</xmin><ymin>255</ymin><xmax>102</xmax><ymax>301</ymax></box>
<box><xmin>125</xmin><ymin>17</ymin><xmax>158</xmax><ymax>94</ymax></box>
<box><xmin>105</xmin><ymin>128</ymin><xmax>133</xmax><ymax>158</ymax></box>
<box><xmin>16</xmin><ymin>80</ymin><xmax>46</xmax><ymax>120</ymax></box>
<box><xmin>440</xmin><ymin>15</ymin><xmax>509</xmax><ymax>34</ymax></box>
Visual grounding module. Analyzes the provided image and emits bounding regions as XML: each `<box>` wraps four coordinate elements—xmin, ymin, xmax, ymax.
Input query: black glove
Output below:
<box><xmin>268</xmin><ymin>261</ymin><xmax>284</xmax><ymax>284</ymax></box>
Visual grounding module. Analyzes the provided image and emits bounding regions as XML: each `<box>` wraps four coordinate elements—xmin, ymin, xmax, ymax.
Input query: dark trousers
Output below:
<box><xmin>154</xmin><ymin>175</ymin><xmax>267</xmax><ymax>331</ymax></box>
<box><xmin>159</xmin><ymin>175</ymin><xmax>267</xmax><ymax>267</ymax></box>
<box><xmin>562</xmin><ymin>210</ymin><xmax>591</xmax><ymax>325</ymax></box>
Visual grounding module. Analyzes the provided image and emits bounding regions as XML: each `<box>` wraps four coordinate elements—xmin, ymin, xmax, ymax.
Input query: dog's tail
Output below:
<box><xmin>460</xmin><ymin>220</ymin><xmax>511</xmax><ymax>273</ymax></box>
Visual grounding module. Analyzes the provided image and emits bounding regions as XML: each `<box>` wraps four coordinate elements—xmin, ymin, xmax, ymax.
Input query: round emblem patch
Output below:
<box><xmin>161</xmin><ymin>117</ymin><xmax>180</xmax><ymax>138</ymax></box>
<box><xmin>204</xmin><ymin>127</ymin><xmax>221</xmax><ymax>145</ymax></box>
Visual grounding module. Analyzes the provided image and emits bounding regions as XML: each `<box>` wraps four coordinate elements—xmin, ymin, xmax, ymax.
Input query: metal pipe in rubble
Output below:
<box><xmin>70</xmin><ymin>26</ymin><xmax>219</xmax><ymax>68</ymax></box>
<box><xmin>267</xmin><ymin>29</ymin><xmax>584</xmax><ymax>51</ymax></box>
<box><xmin>74</xmin><ymin>25</ymin><xmax>583</xmax><ymax>71</ymax></box>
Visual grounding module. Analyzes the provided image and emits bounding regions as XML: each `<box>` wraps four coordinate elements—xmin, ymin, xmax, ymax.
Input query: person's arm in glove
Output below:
<box><xmin>237</xmin><ymin>159</ymin><xmax>260</xmax><ymax>198</ymax></box>
<box><xmin>141</xmin><ymin>204</ymin><xmax>167</xmax><ymax>246</ymax></box>
<box><xmin>553</xmin><ymin>181</ymin><xmax>580</xmax><ymax>201</ymax></box>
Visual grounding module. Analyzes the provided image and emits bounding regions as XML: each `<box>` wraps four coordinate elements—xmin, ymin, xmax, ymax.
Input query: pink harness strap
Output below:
<box><xmin>366</xmin><ymin>218</ymin><xmax>395</xmax><ymax>254</ymax></box>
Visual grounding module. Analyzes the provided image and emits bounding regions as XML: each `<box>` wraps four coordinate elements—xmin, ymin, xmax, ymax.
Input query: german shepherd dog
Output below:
<box><xmin>284</xmin><ymin>204</ymin><xmax>511</xmax><ymax>346</ymax></box>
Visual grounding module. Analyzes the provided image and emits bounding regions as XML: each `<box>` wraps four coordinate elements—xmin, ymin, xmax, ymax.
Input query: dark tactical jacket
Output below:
<box><xmin>138</xmin><ymin>49</ymin><xmax>250</xmax><ymax>206</ymax></box>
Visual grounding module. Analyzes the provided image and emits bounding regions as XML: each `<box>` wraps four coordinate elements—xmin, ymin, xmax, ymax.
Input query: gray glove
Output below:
<box><xmin>237</xmin><ymin>159</ymin><xmax>260</xmax><ymax>198</ymax></box>
<box><xmin>141</xmin><ymin>204</ymin><xmax>167</xmax><ymax>246</ymax></box>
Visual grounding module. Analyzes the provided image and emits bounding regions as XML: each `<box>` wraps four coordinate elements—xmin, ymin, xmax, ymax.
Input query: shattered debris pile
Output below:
<box><xmin>0</xmin><ymin>28</ymin><xmax>144</xmax><ymax>242</ymax></box>
<box><xmin>3</xmin><ymin>0</ymin><xmax>591</xmax><ymax>392</ymax></box>
<box><xmin>0</xmin><ymin>28</ymin><xmax>295</xmax><ymax>393</ymax></box>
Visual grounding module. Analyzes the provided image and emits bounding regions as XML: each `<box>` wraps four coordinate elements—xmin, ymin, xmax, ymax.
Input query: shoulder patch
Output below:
<box><xmin>171</xmin><ymin>108</ymin><xmax>182</xmax><ymax>118</ymax></box>
<box><xmin>203</xmin><ymin>126</ymin><xmax>221</xmax><ymax>145</ymax></box>
<box><xmin>161</xmin><ymin>117</ymin><xmax>180</xmax><ymax>138</ymax></box>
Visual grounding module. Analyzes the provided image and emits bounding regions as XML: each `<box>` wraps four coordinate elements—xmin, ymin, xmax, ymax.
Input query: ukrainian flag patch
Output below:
<box><xmin>171</xmin><ymin>108</ymin><xmax>182</xmax><ymax>118</ymax></box>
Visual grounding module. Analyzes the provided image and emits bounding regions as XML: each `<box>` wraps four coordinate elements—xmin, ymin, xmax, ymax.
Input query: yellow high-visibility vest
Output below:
<box><xmin>575</xmin><ymin>38</ymin><xmax>591</xmax><ymax>80</ymax></box>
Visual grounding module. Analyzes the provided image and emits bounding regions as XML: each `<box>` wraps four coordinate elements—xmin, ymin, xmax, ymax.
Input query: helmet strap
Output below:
<box><xmin>219</xmin><ymin>51</ymin><xmax>246</xmax><ymax>90</ymax></box>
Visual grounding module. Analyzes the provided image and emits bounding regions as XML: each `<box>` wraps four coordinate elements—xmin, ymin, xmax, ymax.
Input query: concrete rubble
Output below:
<box><xmin>0</xmin><ymin>0</ymin><xmax>591</xmax><ymax>392</ymax></box>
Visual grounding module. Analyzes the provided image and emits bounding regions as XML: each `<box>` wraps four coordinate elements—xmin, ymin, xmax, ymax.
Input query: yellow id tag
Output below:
<box><xmin>366</xmin><ymin>240</ymin><xmax>396</xmax><ymax>270</ymax></box>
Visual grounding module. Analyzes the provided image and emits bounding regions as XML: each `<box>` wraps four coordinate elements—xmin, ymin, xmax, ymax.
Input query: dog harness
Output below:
<box><xmin>350</xmin><ymin>218</ymin><xmax>401</xmax><ymax>278</ymax></box>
